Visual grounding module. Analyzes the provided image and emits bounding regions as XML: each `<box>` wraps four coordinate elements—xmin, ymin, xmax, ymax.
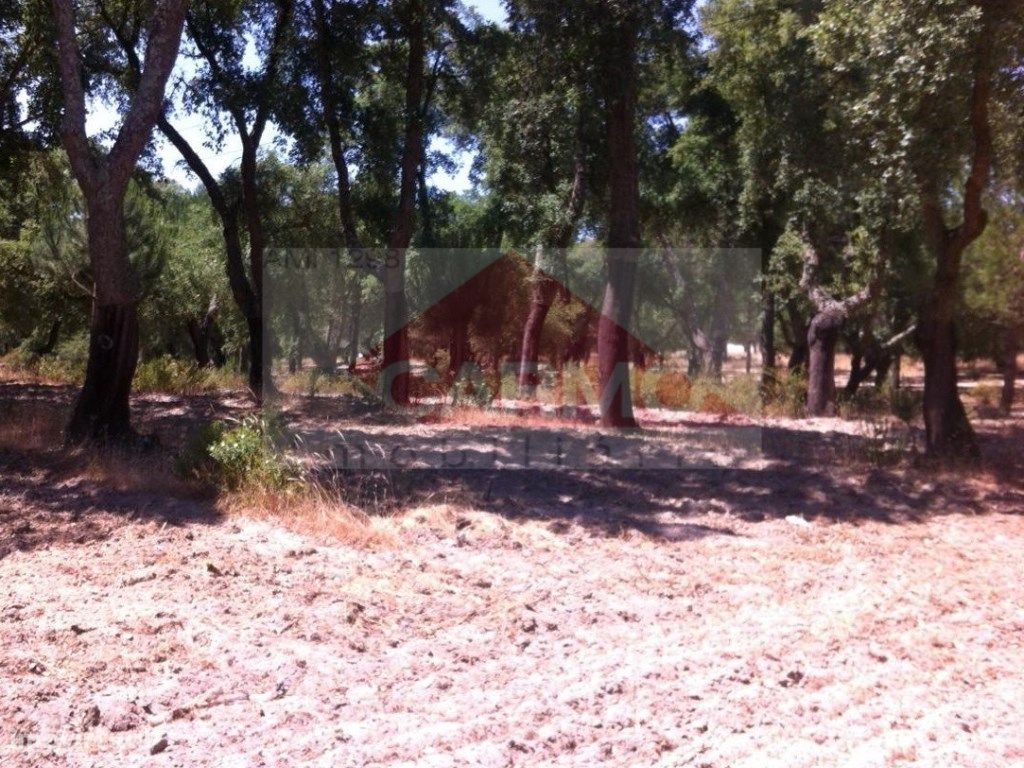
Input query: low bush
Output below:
<box><xmin>176</xmin><ymin>413</ymin><xmax>297</xmax><ymax>491</ymax></box>
<box><xmin>134</xmin><ymin>356</ymin><xmax>245</xmax><ymax>395</ymax></box>
<box><xmin>652</xmin><ymin>371</ymin><xmax>692</xmax><ymax>409</ymax></box>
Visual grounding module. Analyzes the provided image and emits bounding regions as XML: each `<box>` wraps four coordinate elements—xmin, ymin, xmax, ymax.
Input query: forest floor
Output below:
<box><xmin>1</xmin><ymin>381</ymin><xmax>1023</xmax><ymax>767</ymax></box>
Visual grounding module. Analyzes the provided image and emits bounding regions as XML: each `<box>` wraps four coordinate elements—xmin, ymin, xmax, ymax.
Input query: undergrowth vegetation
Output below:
<box><xmin>176</xmin><ymin>414</ymin><xmax>298</xmax><ymax>492</ymax></box>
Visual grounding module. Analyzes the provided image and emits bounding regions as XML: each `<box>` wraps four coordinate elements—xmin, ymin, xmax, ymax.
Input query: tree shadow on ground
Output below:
<box><xmin>2</xmin><ymin>381</ymin><xmax>1021</xmax><ymax>549</ymax></box>
<box><xmin>308</xmin><ymin>420</ymin><xmax>1024</xmax><ymax>541</ymax></box>
<box><xmin>0</xmin><ymin>446</ymin><xmax>220</xmax><ymax>561</ymax></box>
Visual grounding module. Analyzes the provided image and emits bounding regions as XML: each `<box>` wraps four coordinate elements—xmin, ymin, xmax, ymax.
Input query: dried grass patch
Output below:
<box><xmin>219</xmin><ymin>484</ymin><xmax>392</xmax><ymax>548</ymax></box>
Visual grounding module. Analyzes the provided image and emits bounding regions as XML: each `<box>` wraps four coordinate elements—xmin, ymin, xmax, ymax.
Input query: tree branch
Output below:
<box><xmin>157</xmin><ymin>116</ymin><xmax>229</xmax><ymax>216</ymax></box>
<box><xmin>50</xmin><ymin>0</ymin><xmax>95</xmax><ymax>192</ymax></box>
<box><xmin>950</xmin><ymin>16</ymin><xmax>995</xmax><ymax>256</ymax></box>
<box><xmin>107</xmin><ymin>0</ymin><xmax>189</xmax><ymax>191</ymax></box>
<box><xmin>251</xmin><ymin>0</ymin><xmax>293</xmax><ymax>146</ymax></box>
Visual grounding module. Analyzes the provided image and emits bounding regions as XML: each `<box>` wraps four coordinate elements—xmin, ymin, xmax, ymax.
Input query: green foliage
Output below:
<box><xmin>135</xmin><ymin>357</ymin><xmax>245</xmax><ymax>395</ymax></box>
<box><xmin>1</xmin><ymin>333</ymin><xmax>89</xmax><ymax>384</ymax></box>
<box><xmin>961</xmin><ymin>196</ymin><xmax>1024</xmax><ymax>361</ymax></box>
<box><xmin>176</xmin><ymin>414</ymin><xmax>296</xmax><ymax>492</ymax></box>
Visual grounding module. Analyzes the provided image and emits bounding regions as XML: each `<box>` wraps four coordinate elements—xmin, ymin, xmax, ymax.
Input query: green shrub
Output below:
<box><xmin>176</xmin><ymin>414</ymin><xmax>297</xmax><ymax>491</ymax></box>
<box><xmin>134</xmin><ymin>356</ymin><xmax>205</xmax><ymax>394</ymax></box>
<box><xmin>1</xmin><ymin>334</ymin><xmax>89</xmax><ymax>384</ymax></box>
<box><xmin>133</xmin><ymin>356</ymin><xmax>245</xmax><ymax>395</ymax></box>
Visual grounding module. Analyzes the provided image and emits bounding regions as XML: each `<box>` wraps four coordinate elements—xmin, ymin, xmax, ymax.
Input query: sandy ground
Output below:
<box><xmin>1</xmin><ymin>382</ymin><xmax>1024</xmax><ymax>767</ymax></box>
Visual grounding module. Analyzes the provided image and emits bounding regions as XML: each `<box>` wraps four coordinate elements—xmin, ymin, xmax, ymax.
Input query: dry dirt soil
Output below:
<box><xmin>1</xmin><ymin>382</ymin><xmax>1023</xmax><ymax>768</ymax></box>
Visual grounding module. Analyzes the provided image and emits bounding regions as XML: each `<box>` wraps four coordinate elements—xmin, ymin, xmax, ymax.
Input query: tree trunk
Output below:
<box><xmin>66</xmin><ymin>197</ymin><xmax>141</xmax><ymax>443</ymax></box>
<box><xmin>762</xmin><ymin>291</ymin><xmax>776</xmax><ymax>376</ymax></box>
<box><xmin>517</xmin><ymin>272</ymin><xmax>559</xmax><ymax>395</ymax></box>
<box><xmin>36</xmin><ymin>319</ymin><xmax>62</xmax><ymax>355</ymax></box>
<box><xmin>597</xmin><ymin>12</ymin><xmax>640</xmax><ymax>429</ymax></box>
<box><xmin>186</xmin><ymin>298</ymin><xmax>219</xmax><ymax>367</ymax></box>
<box><xmin>67</xmin><ymin>301</ymin><xmax>140</xmax><ymax>443</ymax></box>
<box><xmin>347</xmin><ymin>280</ymin><xmax>362</xmax><ymax>371</ymax></box>
<box><xmin>51</xmin><ymin>0</ymin><xmax>189</xmax><ymax>443</ymax></box>
<box><xmin>799</xmin><ymin>240</ymin><xmax>880</xmax><ymax>416</ymax></box>
<box><xmin>382</xmin><ymin>0</ymin><xmax>425</xmax><ymax>407</ymax></box>
<box><xmin>245</xmin><ymin>315</ymin><xmax>265</xmax><ymax>397</ymax></box>
<box><xmin>919</xmin><ymin>315</ymin><xmax>977</xmax><ymax>458</ymax></box>
<box><xmin>913</xmin><ymin>13</ymin><xmax>994</xmax><ymax>457</ymax></box>
<box><xmin>1000</xmin><ymin>327</ymin><xmax>1018</xmax><ymax>414</ymax></box>
<box><xmin>186</xmin><ymin>318</ymin><xmax>210</xmax><ymax>367</ymax></box>
<box><xmin>806</xmin><ymin>310</ymin><xmax>842</xmax><ymax>416</ymax></box>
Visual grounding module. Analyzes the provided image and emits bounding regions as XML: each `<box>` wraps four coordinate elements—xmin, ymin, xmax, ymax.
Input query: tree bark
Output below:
<box><xmin>912</xmin><ymin>15</ymin><xmax>994</xmax><ymax>459</ymax></box>
<box><xmin>800</xmin><ymin>242</ymin><xmax>879</xmax><ymax>416</ymax></box>
<box><xmin>186</xmin><ymin>297</ymin><xmax>219</xmax><ymax>367</ymax></box>
<box><xmin>36</xmin><ymin>319</ymin><xmax>62</xmax><ymax>355</ymax></box>
<box><xmin>762</xmin><ymin>292</ymin><xmax>776</xmax><ymax>373</ymax></box>
<box><xmin>518</xmin><ymin>149</ymin><xmax>586</xmax><ymax>397</ymax></box>
<box><xmin>382</xmin><ymin>0</ymin><xmax>426</xmax><ymax>407</ymax></box>
<box><xmin>67</xmin><ymin>302</ymin><xmax>140</xmax><ymax>443</ymax></box>
<box><xmin>806</xmin><ymin>310</ymin><xmax>842</xmax><ymax>416</ymax></box>
<box><xmin>51</xmin><ymin>0</ymin><xmax>188</xmax><ymax>443</ymax></box>
<box><xmin>597</xmin><ymin>11</ymin><xmax>641</xmax><ymax>428</ymax></box>
<box><xmin>517</xmin><ymin>271</ymin><xmax>559</xmax><ymax>394</ymax></box>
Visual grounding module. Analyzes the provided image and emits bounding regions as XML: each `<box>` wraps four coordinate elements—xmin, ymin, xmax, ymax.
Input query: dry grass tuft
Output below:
<box><xmin>418</xmin><ymin>405</ymin><xmax>593</xmax><ymax>429</ymax></box>
<box><xmin>219</xmin><ymin>484</ymin><xmax>393</xmax><ymax>547</ymax></box>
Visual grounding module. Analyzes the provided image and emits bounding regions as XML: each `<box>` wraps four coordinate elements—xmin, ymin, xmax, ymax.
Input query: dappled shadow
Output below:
<box><xmin>0</xmin><ymin>447</ymin><xmax>220</xmax><ymax>560</ymax></box>
<box><xmin>1</xmin><ymin>381</ymin><xmax>1021</xmax><ymax>549</ymax></box>
<box><xmin>305</xmin><ymin>417</ymin><xmax>1024</xmax><ymax>541</ymax></box>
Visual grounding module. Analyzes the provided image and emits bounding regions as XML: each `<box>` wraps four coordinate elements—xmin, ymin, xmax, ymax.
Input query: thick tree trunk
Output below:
<box><xmin>597</xmin><ymin>13</ymin><xmax>640</xmax><ymax>429</ymax></box>
<box><xmin>66</xmin><ymin>198</ymin><xmax>142</xmax><ymax>443</ymax></box>
<box><xmin>517</xmin><ymin>273</ymin><xmax>559</xmax><ymax>395</ymax></box>
<box><xmin>1000</xmin><ymin>327</ymin><xmax>1018</xmax><ymax>414</ymax></box>
<box><xmin>916</xmin><ymin>248</ymin><xmax>978</xmax><ymax>458</ymax></box>
<box><xmin>913</xmin><ymin>14</ymin><xmax>994</xmax><ymax>457</ymax></box>
<box><xmin>51</xmin><ymin>0</ymin><xmax>189</xmax><ymax>443</ymax></box>
<box><xmin>598</xmin><ymin>257</ymin><xmax>639</xmax><ymax>427</ymax></box>
<box><xmin>382</xmin><ymin>0</ymin><xmax>425</xmax><ymax>407</ymax></box>
<box><xmin>67</xmin><ymin>301</ymin><xmax>140</xmax><ymax>443</ymax></box>
<box><xmin>799</xmin><ymin>241</ymin><xmax>880</xmax><ymax>416</ymax></box>
<box><xmin>806</xmin><ymin>311</ymin><xmax>841</xmax><ymax>416</ymax></box>
<box><xmin>918</xmin><ymin>315</ymin><xmax>977</xmax><ymax>458</ymax></box>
